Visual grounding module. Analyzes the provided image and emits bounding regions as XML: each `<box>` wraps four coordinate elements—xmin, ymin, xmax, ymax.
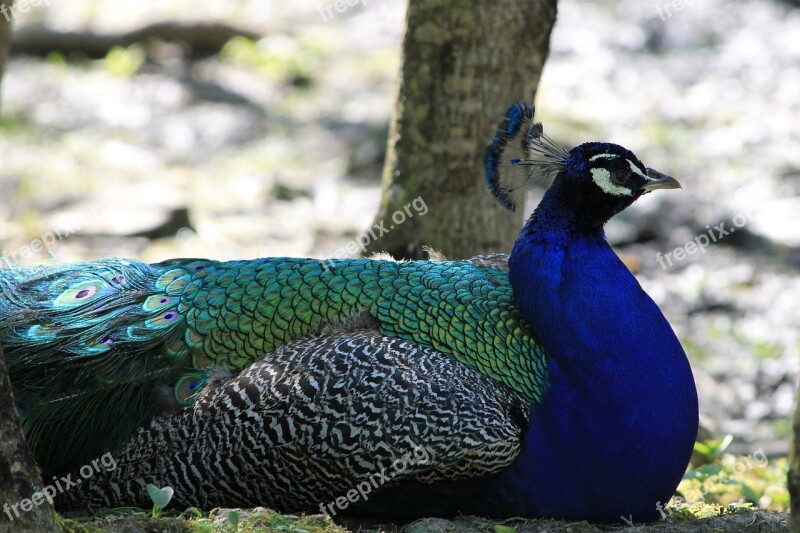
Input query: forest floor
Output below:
<box><xmin>1</xmin><ymin>0</ymin><xmax>799</xmax><ymax>531</ymax></box>
<box><xmin>57</xmin><ymin>505</ymin><xmax>791</xmax><ymax>532</ymax></box>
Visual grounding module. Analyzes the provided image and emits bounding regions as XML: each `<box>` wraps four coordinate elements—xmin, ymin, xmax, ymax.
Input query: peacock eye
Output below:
<box><xmin>610</xmin><ymin>169</ymin><xmax>630</xmax><ymax>186</ymax></box>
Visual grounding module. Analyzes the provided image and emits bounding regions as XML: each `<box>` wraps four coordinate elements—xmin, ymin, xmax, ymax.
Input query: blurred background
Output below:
<box><xmin>0</xmin><ymin>0</ymin><xmax>798</xmax><ymax>497</ymax></box>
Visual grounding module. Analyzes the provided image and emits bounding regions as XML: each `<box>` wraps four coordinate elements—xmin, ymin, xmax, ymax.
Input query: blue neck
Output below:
<box><xmin>488</xmin><ymin>186</ymin><xmax>698</xmax><ymax>522</ymax></box>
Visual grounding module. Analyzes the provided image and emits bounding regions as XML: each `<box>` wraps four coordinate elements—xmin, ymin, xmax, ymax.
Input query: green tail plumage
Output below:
<box><xmin>1</xmin><ymin>256</ymin><xmax>547</xmax><ymax>477</ymax></box>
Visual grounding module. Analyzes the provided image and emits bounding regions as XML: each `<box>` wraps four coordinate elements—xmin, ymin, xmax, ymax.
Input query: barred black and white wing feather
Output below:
<box><xmin>60</xmin><ymin>328</ymin><xmax>530</xmax><ymax>516</ymax></box>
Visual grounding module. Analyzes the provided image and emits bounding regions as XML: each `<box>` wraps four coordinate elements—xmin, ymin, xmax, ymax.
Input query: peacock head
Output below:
<box><xmin>485</xmin><ymin>102</ymin><xmax>681</xmax><ymax>228</ymax></box>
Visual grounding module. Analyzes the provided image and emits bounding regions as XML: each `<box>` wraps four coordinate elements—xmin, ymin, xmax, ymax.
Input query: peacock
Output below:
<box><xmin>0</xmin><ymin>102</ymin><xmax>698</xmax><ymax>523</ymax></box>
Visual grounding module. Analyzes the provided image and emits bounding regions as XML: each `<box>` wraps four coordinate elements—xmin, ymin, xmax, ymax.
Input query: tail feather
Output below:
<box><xmin>1</xmin><ymin>259</ymin><xmax>200</xmax><ymax>476</ymax></box>
<box><xmin>3</xmin><ymin>260</ymin><xmax>189</xmax><ymax>359</ymax></box>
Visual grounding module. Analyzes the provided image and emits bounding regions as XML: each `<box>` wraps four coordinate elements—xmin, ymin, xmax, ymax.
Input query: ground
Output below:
<box><xmin>1</xmin><ymin>0</ymin><xmax>798</xmax><ymax>530</ymax></box>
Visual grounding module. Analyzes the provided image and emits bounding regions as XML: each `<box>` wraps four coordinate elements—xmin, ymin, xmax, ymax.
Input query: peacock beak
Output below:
<box><xmin>641</xmin><ymin>168</ymin><xmax>682</xmax><ymax>192</ymax></box>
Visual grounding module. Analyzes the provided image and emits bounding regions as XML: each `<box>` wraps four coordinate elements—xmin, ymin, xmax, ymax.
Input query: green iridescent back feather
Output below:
<box><xmin>0</xmin><ymin>256</ymin><xmax>547</xmax><ymax>476</ymax></box>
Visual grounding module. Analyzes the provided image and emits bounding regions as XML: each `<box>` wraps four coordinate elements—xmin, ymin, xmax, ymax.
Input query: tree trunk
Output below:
<box><xmin>0</xmin><ymin>345</ymin><xmax>59</xmax><ymax>531</ymax></box>
<box><xmin>0</xmin><ymin>4</ymin><xmax>58</xmax><ymax>530</ymax></box>
<box><xmin>0</xmin><ymin>0</ymin><xmax>12</xmax><ymax>108</ymax></box>
<box><xmin>366</xmin><ymin>0</ymin><xmax>558</xmax><ymax>260</ymax></box>
<box><xmin>790</xmin><ymin>381</ymin><xmax>800</xmax><ymax>532</ymax></box>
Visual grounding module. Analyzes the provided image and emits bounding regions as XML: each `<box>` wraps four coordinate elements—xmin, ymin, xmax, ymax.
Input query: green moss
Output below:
<box><xmin>678</xmin><ymin>453</ymin><xmax>788</xmax><ymax>511</ymax></box>
<box><xmin>46</xmin><ymin>51</ymin><xmax>69</xmax><ymax>67</ymax></box>
<box><xmin>58</xmin><ymin>507</ymin><xmax>347</xmax><ymax>533</ymax></box>
<box><xmin>753</xmin><ymin>341</ymin><xmax>782</xmax><ymax>360</ymax></box>
<box><xmin>58</xmin><ymin>513</ymin><xmax>191</xmax><ymax>532</ymax></box>
<box><xmin>772</xmin><ymin>418</ymin><xmax>793</xmax><ymax>440</ymax></box>
<box><xmin>104</xmin><ymin>45</ymin><xmax>146</xmax><ymax>77</ymax></box>
<box><xmin>681</xmin><ymin>337</ymin><xmax>708</xmax><ymax>362</ymax></box>
<box><xmin>0</xmin><ymin>114</ymin><xmax>27</xmax><ymax>135</ymax></box>
<box><xmin>220</xmin><ymin>36</ymin><xmax>325</xmax><ymax>86</ymax></box>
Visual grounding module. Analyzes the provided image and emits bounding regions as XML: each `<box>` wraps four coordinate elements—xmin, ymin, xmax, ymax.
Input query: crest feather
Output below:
<box><xmin>485</xmin><ymin>102</ymin><xmax>570</xmax><ymax>212</ymax></box>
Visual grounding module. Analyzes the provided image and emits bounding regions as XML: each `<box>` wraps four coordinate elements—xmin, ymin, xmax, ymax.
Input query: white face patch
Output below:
<box><xmin>627</xmin><ymin>159</ymin><xmax>648</xmax><ymax>179</ymax></box>
<box><xmin>589</xmin><ymin>153</ymin><xmax>618</xmax><ymax>162</ymax></box>
<box><xmin>590</xmin><ymin>167</ymin><xmax>633</xmax><ymax>196</ymax></box>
